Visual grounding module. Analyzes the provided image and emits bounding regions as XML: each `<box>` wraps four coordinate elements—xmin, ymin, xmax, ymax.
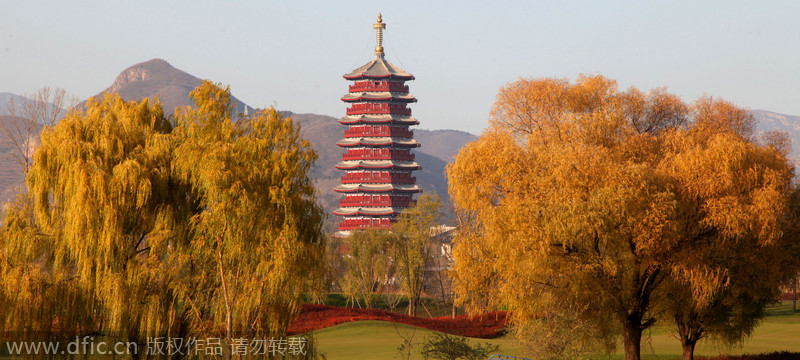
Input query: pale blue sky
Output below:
<box><xmin>2</xmin><ymin>1</ymin><xmax>799</xmax><ymax>134</ymax></box>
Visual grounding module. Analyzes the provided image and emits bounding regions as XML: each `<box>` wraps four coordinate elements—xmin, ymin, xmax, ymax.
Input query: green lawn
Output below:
<box><xmin>314</xmin><ymin>320</ymin><xmax>523</xmax><ymax>360</ymax></box>
<box><xmin>313</xmin><ymin>301</ymin><xmax>800</xmax><ymax>360</ymax></box>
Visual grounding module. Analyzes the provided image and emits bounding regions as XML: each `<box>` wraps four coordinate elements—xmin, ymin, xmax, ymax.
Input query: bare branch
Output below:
<box><xmin>1</xmin><ymin>87</ymin><xmax>77</xmax><ymax>174</ymax></box>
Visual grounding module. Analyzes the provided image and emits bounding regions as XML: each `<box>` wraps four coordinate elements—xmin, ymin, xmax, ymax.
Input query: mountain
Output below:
<box><xmin>0</xmin><ymin>60</ymin><xmax>472</xmax><ymax>229</ymax></box>
<box><xmin>414</xmin><ymin>129</ymin><xmax>477</xmax><ymax>161</ymax></box>
<box><xmin>90</xmin><ymin>58</ymin><xmax>251</xmax><ymax>115</ymax></box>
<box><xmin>5</xmin><ymin>58</ymin><xmax>800</xmax><ymax>227</ymax></box>
<box><xmin>752</xmin><ymin>110</ymin><xmax>800</xmax><ymax>161</ymax></box>
<box><xmin>92</xmin><ymin>59</ymin><xmax>468</xmax><ymax>228</ymax></box>
<box><xmin>0</xmin><ymin>92</ymin><xmax>31</xmax><ymax>116</ymax></box>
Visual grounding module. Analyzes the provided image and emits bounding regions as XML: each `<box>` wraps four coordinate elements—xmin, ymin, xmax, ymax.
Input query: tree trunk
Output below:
<box><xmin>451</xmin><ymin>303</ymin><xmax>456</xmax><ymax>319</ymax></box>
<box><xmin>682</xmin><ymin>340</ymin><xmax>696</xmax><ymax>360</ymax></box>
<box><xmin>622</xmin><ymin>317</ymin><xmax>642</xmax><ymax>360</ymax></box>
<box><xmin>793</xmin><ymin>275</ymin><xmax>797</xmax><ymax>313</ymax></box>
<box><xmin>218</xmin><ymin>247</ymin><xmax>233</xmax><ymax>360</ymax></box>
<box><xmin>676</xmin><ymin>316</ymin><xmax>704</xmax><ymax>360</ymax></box>
<box><xmin>408</xmin><ymin>298</ymin><xmax>417</xmax><ymax>316</ymax></box>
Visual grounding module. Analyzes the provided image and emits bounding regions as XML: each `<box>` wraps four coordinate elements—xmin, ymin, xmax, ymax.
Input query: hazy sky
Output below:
<box><xmin>3</xmin><ymin>1</ymin><xmax>799</xmax><ymax>134</ymax></box>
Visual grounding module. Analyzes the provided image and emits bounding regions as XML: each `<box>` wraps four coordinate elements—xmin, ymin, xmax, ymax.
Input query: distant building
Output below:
<box><xmin>427</xmin><ymin>225</ymin><xmax>457</xmax><ymax>272</ymax></box>
<box><xmin>334</xmin><ymin>14</ymin><xmax>421</xmax><ymax>238</ymax></box>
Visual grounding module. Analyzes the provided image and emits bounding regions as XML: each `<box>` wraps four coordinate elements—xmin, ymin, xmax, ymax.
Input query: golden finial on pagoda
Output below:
<box><xmin>373</xmin><ymin>13</ymin><xmax>386</xmax><ymax>55</ymax></box>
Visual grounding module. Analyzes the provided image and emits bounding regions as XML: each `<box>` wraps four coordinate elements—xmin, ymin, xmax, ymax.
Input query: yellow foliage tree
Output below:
<box><xmin>447</xmin><ymin>75</ymin><xmax>799</xmax><ymax>360</ymax></box>
<box><xmin>343</xmin><ymin>228</ymin><xmax>394</xmax><ymax>308</ymax></box>
<box><xmin>0</xmin><ymin>81</ymin><xmax>325</xmax><ymax>358</ymax></box>
<box><xmin>171</xmin><ymin>81</ymin><xmax>325</xmax><ymax>342</ymax></box>
<box><xmin>5</xmin><ymin>93</ymin><xmax>177</xmax><ymax>353</ymax></box>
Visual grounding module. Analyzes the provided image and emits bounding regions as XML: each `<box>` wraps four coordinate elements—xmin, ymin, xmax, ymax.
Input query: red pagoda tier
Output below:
<box><xmin>335</xmin><ymin>14</ymin><xmax>421</xmax><ymax>238</ymax></box>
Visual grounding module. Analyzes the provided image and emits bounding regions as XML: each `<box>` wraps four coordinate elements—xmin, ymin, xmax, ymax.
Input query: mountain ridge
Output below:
<box><xmin>752</xmin><ymin>109</ymin><xmax>800</xmax><ymax>160</ymax></box>
<box><xmin>9</xmin><ymin>59</ymin><xmax>797</xmax><ymax>227</ymax></box>
<box><xmin>90</xmin><ymin>58</ymin><xmax>251</xmax><ymax>115</ymax></box>
<box><xmin>0</xmin><ymin>59</ymin><xmax>476</xmax><ymax>227</ymax></box>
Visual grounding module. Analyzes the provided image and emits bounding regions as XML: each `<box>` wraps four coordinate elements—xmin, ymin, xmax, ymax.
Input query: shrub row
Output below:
<box><xmin>288</xmin><ymin>304</ymin><xmax>507</xmax><ymax>338</ymax></box>
<box><xmin>699</xmin><ymin>352</ymin><xmax>800</xmax><ymax>360</ymax></box>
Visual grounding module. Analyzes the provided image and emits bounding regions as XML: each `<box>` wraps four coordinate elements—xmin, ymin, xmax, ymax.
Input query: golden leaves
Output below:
<box><xmin>692</xmin><ymin>96</ymin><xmax>756</xmax><ymax>140</ymax></box>
<box><xmin>172</xmin><ymin>80</ymin><xmax>324</xmax><ymax>336</ymax></box>
<box><xmin>3</xmin><ymin>80</ymin><xmax>325</xmax><ymax>342</ymax></box>
<box><xmin>448</xmin><ymin>74</ymin><xmax>798</xmax><ymax>354</ymax></box>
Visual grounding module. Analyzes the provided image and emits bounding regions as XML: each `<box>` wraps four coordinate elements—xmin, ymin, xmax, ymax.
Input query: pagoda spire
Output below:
<box><xmin>373</xmin><ymin>13</ymin><xmax>386</xmax><ymax>56</ymax></box>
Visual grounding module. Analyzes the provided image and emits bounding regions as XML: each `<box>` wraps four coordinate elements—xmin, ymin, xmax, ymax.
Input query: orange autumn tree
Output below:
<box><xmin>447</xmin><ymin>75</ymin><xmax>799</xmax><ymax>360</ymax></box>
<box><xmin>659</xmin><ymin>97</ymin><xmax>800</xmax><ymax>360</ymax></box>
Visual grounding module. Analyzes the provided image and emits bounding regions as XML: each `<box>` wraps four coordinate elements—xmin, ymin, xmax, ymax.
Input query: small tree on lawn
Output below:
<box><xmin>344</xmin><ymin>228</ymin><xmax>394</xmax><ymax>308</ymax></box>
<box><xmin>392</xmin><ymin>192</ymin><xmax>444</xmax><ymax>316</ymax></box>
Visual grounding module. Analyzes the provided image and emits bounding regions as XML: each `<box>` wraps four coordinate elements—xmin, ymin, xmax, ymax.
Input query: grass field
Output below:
<box><xmin>313</xmin><ymin>301</ymin><xmax>800</xmax><ymax>360</ymax></box>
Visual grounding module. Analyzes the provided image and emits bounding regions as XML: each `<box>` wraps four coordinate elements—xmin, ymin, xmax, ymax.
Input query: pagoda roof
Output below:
<box><xmin>344</xmin><ymin>54</ymin><xmax>415</xmax><ymax>80</ymax></box>
<box><xmin>339</xmin><ymin>114</ymin><xmax>419</xmax><ymax>125</ymax></box>
<box><xmin>336</xmin><ymin>159</ymin><xmax>421</xmax><ymax>170</ymax></box>
<box><xmin>337</xmin><ymin>137</ymin><xmax>420</xmax><ymax>147</ymax></box>
<box><xmin>333</xmin><ymin>206</ymin><xmax>405</xmax><ymax>216</ymax></box>
<box><xmin>335</xmin><ymin>183</ymin><xmax>422</xmax><ymax>193</ymax></box>
<box><xmin>342</xmin><ymin>92</ymin><xmax>417</xmax><ymax>103</ymax></box>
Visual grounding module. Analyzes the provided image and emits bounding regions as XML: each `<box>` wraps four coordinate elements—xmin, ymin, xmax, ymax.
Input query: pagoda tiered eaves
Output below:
<box><xmin>335</xmin><ymin>159</ymin><xmax>421</xmax><ymax>170</ymax></box>
<box><xmin>339</xmin><ymin>114</ymin><xmax>419</xmax><ymax>125</ymax></box>
<box><xmin>341</xmin><ymin>92</ymin><xmax>417</xmax><ymax>102</ymax></box>
<box><xmin>336</xmin><ymin>137</ymin><xmax>419</xmax><ymax>148</ymax></box>
<box><xmin>334</xmin><ymin>183</ymin><xmax>422</xmax><ymax>193</ymax></box>
<box><xmin>334</xmin><ymin>14</ymin><xmax>421</xmax><ymax>238</ymax></box>
<box><xmin>333</xmin><ymin>207</ymin><xmax>407</xmax><ymax>216</ymax></box>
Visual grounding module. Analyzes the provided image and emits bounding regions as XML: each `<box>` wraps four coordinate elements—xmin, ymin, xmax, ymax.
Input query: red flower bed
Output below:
<box><xmin>699</xmin><ymin>352</ymin><xmax>800</xmax><ymax>360</ymax></box>
<box><xmin>288</xmin><ymin>304</ymin><xmax>507</xmax><ymax>338</ymax></box>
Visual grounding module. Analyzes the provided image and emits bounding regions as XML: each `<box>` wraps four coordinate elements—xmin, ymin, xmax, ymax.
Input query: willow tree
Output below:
<box><xmin>172</xmin><ymin>81</ymin><xmax>325</xmax><ymax>342</ymax></box>
<box><xmin>0</xmin><ymin>193</ymin><xmax>97</xmax><ymax>344</ymax></box>
<box><xmin>447</xmin><ymin>75</ymin><xmax>798</xmax><ymax>360</ymax></box>
<box><xmin>659</xmin><ymin>99</ymin><xmax>800</xmax><ymax>360</ymax></box>
<box><xmin>2</xmin><ymin>81</ymin><xmax>325</xmax><ymax>359</ymax></box>
<box><xmin>20</xmin><ymin>93</ymin><xmax>177</xmax><ymax>351</ymax></box>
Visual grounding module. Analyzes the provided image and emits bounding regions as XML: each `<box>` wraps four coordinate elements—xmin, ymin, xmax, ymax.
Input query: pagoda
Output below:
<box><xmin>334</xmin><ymin>14</ymin><xmax>421</xmax><ymax>238</ymax></box>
